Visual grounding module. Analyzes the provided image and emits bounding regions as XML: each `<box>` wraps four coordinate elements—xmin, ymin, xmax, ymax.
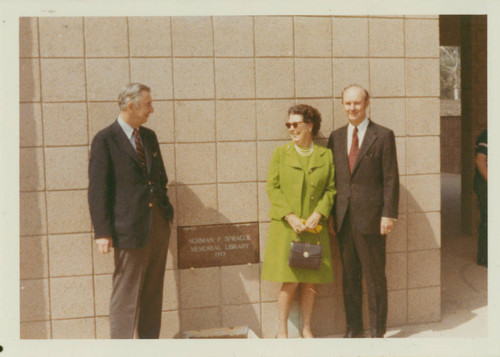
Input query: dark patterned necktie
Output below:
<box><xmin>348</xmin><ymin>126</ymin><xmax>359</xmax><ymax>173</ymax></box>
<box><xmin>132</xmin><ymin>129</ymin><xmax>146</xmax><ymax>167</ymax></box>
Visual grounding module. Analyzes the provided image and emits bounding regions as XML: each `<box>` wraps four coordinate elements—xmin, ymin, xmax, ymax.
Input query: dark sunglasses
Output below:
<box><xmin>285</xmin><ymin>121</ymin><xmax>304</xmax><ymax>129</ymax></box>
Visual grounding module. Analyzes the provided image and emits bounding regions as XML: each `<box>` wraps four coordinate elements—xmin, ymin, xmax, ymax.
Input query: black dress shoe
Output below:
<box><xmin>344</xmin><ymin>328</ymin><xmax>363</xmax><ymax>338</ymax></box>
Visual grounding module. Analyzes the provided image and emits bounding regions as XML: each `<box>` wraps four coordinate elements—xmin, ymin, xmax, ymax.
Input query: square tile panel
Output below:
<box><xmin>45</xmin><ymin>147</ymin><xmax>88</xmax><ymax>190</ymax></box>
<box><xmin>50</xmin><ymin>276</ymin><xmax>94</xmax><ymax>319</ymax></box>
<box><xmin>46</xmin><ymin>190</ymin><xmax>91</xmax><ymax>234</ymax></box>
<box><xmin>368</xmin><ymin>18</ymin><xmax>405</xmax><ymax>57</ymax></box>
<box><xmin>295</xmin><ymin>58</ymin><xmax>333</xmax><ymax>98</ymax></box>
<box><xmin>405</xmin><ymin>19</ymin><xmax>440</xmax><ymax>58</ymax></box>
<box><xmin>129</xmin><ymin>16</ymin><xmax>172</xmax><ymax>57</ymax></box>
<box><xmin>217</xmin><ymin>142</ymin><xmax>257</xmax><ymax>183</ymax></box>
<box><xmin>175</xmin><ymin>143</ymin><xmax>216</xmax><ymax>184</ymax></box>
<box><xmin>86</xmin><ymin>59</ymin><xmax>130</xmax><ymax>101</ymax></box>
<box><xmin>173</xmin><ymin>58</ymin><xmax>215</xmax><ymax>99</ymax></box>
<box><xmin>218</xmin><ymin>183</ymin><xmax>258</xmax><ymax>223</ymax></box>
<box><xmin>84</xmin><ymin>17</ymin><xmax>128</xmax><ymax>57</ymax></box>
<box><xmin>332</xmin><ymin>17</ymin><xmax>369</xmax><ymax>57</ymax></box>
<box><xmin>215</xmin><ymin>58</ymin><xmax>255</xmax><ymax>99</ymax></box>
<box><xmin>254</xmin><ymin>16</ymin><xmax>293</xmax><ymax>57</ymax></box>
<box><xmin>179</xmin><ymin>266</ymin><xmax>221</xmax><ymax>308</ymax></box>
<box><xmin>172</xmin><ymin>17</ymin><xmax>213</xmax><ymax>57</ymax></box>
<box><xmin>294</xmin><ymin>16</ymin><xmax>332</xmax><ymax>57</ymax></box>
<box><xmin>174</xmin><ymin>101</ymin><xmax>215</xmax><ymax>142</ymax></box>
<box><xmin>43</xmin><ymin>103</ymin><xmax>88</xmax><ymax>146</ymax></box>
<box><xmin>370</xmin><ymin>59</ymin><xmax>405</xmax><ymax>97</ymax></box>
<box><xmin>408</xmin><ymin>212</ymin><xmax>441</xmax><ymax>250</ymax></box>
<box><xmin>213</xmin><ymin>16</ymin><xmax>254</xmax><ymax>57</ymax></box>
<box><xmin>216</xmin><ymin>100</ymin><xmax>256</xmax><ymax>141</ymax></box>
<box><xmin>39</xmin><ymin>17</ymin><xmax>84</xmax><ymax>57</ymax></box>
<box><xmin>176</xmin><ymin>184</ymin><xmax>218</xmax><ymax>226</ymax></box>
<box><xmin>130</xmin><ymin>58</ymin><xmax>173</xmax><ymax>100</ymax></box>
<box><xmin>48</xmin><ymin>233</ymin><xmax>93</xmax><ymax>277</ymax></box>
<box><xmin>255</xmin><ymin>58</ymin><xmax>294</xmax><ymax>99</ymax></box>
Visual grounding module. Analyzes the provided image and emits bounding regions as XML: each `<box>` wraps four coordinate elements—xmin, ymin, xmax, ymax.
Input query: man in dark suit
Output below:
<box><xmin>327</xmin><ymin>84</ymin><xmax>399</xmax><ymax>338</ymax></box>
<box><xmin>88</xmin><ymin>83</ymin><xmax>174</xmax><ymax>339</ymax></box>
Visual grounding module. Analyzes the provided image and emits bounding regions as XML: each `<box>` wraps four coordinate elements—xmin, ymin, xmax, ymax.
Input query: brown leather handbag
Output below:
<box><xmin>288</xmin><ymin>230</ymin><xmax>322</xmax><ymax>270</ymax></box>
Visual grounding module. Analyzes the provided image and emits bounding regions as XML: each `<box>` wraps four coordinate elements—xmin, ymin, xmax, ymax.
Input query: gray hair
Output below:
<box><xmin>117</xmin><ymin>83</ymin><xmax>151</xmax><ymax>111</ymax></box>
<box><xmin>341</xmin><ymin>84</ymin><xmax>370</xmax><ymax>102</ymax></box>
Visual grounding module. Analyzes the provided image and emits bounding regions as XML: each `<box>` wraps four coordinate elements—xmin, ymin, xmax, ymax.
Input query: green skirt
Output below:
<box><xmin>261</xmin><ymin>219</ymin><xmax>334</xmax><ymax>283</ymax></box>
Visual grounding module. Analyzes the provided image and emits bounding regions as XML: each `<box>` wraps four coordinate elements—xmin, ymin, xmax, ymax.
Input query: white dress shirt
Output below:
<box><xmin>347</xmin><ymin>117</ymin><xmax>369</xmax><ymax>155</ymax></box>
<box><xmin>117</xmin><ymin>116</ymin><xmax>142</xmax><ymax>151</ymax></box>
<box><xmin>346</xmin><ymin>117</ymin><xmax>396</xmax><ymax>223</ymax></box>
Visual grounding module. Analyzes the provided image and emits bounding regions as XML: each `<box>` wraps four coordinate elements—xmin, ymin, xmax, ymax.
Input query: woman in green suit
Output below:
<box><xmin>262</xmin><ymin>104</ymin><xmax>336</xmax><ymax>338</ymax></box>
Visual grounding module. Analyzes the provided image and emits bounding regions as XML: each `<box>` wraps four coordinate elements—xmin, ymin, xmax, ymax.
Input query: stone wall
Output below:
<box><xmin>19</xmin><ymin>15</ymin><xmax>441</xmax><ymax>339</ymax></box>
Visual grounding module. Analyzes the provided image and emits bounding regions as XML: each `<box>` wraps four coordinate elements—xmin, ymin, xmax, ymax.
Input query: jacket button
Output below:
<box><xmin>310</xmin><ymin>182</ymin><xmax>315</xmax><ymax>187</ymax></box>
<box><xmin>310</xmin><ymin>196</ymin><xmax>314</xmax><ymax>200</ymax></box>
<box><xmin>308</xmin><ymin>169</ymin><xmax>313</xmax><ymax>174</ymax></box>
<box><xmin>149</xmin><ymin>203</ymin><xmax>153</xmax><ymax>208</ymax></box>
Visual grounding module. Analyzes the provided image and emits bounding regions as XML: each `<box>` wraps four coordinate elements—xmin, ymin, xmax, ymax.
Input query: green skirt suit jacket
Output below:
<box><xmin>261</xmin><ymin>142</ymin><xmax>336</xmax><ymax>283</ymax></box>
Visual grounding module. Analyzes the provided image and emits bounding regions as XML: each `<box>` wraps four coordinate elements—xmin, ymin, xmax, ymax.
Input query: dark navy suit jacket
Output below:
<box><xmin>88</xmin><ymin>120</ymin><xmax>174</xmax><ymax>249</ymax></box>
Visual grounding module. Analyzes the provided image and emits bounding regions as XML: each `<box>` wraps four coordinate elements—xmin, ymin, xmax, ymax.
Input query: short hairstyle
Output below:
<box><xmin>117</xmin><ymin>83</ymin><xmax>151</xmax><ymax>111</ymax></box>
<box><xmin>288</xmin><ymin>104</ymin><xmax>322</xmax><ymax>136</ymax></box>
<box><xmin>341</xmin><ymin>84</ymin><xmax>370</xmax><ymax>102</ymax></box>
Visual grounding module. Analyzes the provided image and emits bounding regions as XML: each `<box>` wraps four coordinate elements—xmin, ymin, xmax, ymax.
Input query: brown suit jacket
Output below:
<box><xmin>327</xmin><ymin>120</ymin><xmax>399</xmax><ymax>235</ymax></box>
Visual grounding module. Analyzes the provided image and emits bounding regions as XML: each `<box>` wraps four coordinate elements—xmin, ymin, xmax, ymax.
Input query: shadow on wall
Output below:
<box><xmin>19</xmin><ymin>23</ymin><xmax>51</xmax><ymax>338</ymax></box>
<box><xmin>388</xmin><ymin>175</ymin><xmax>487</xmax><ymax>338</ymax></box>
<box><xmin>171</xmin><ymin>182</ymin><xmax>262</xmax><ymax>338</ymax></box>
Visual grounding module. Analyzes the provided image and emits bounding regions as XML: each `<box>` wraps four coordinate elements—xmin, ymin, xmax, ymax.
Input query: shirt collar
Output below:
<box><xmin>348</xmin><ymin>117</ymin><xmax>369</xmax><ymax>134</ymax></box>
<box><xmin>117</xmin><ymin>116</ymin><xmax>135</xmax><ymax>139</ymax></box>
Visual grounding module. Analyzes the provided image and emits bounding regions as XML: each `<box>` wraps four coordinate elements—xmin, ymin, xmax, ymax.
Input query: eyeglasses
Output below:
<box><xmin>285</xmin><ymin>121</ymin><xmax>304</xmax><ymax>129</ymax></box>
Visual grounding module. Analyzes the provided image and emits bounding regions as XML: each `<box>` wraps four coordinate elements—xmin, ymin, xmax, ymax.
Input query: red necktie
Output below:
<box><xmin>348</xmin><ymin>126</ymin><xmax>359</xmax><ymax>173</ymax></box>
<box><xmin>133</xmin><ymin>129</ymin><xmax>146</xmax><ymax>167</ymax></box>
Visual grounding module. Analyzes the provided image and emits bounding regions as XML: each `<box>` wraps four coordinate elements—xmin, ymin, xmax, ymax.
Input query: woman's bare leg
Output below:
<box><xmin>277</xmin><ymin>282</ymin><xmax>299</xmax><ymax>338</ymax></box>
<box><xmin>300</xmin><ymin>283</ymin><xmax>317</xmax><ymax>338</ymax></box>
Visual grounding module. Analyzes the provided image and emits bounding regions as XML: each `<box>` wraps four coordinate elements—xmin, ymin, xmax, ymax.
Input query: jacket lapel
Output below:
<box><xmin>336</xmin><ymin>126</ymin><xmax>351</xmax><ymax>178</ymax></box>
<box><xmin>110</xmin><ymin>121</ymin><xmax>145</xmax><ymax>172</ymax></box>
<box><xmin>352</xmin><ymin>120</ymin><xmax>377</xmax><ymax>175</ymax></box>
<box><xmin>308</xmin><ymin>144</ymin><xmax>326</xmax><ymax>171</ymax></box>
<box><xmin>283</xmin><ymin>142</ymin><xmax>302</xmax><ymax>170</ymax></box>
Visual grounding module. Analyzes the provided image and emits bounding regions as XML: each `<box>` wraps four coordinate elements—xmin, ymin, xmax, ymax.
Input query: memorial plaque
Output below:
<box><xmin>177</xmin><ymin>223</ymin><xmax>260</xmax><ymax>269</ymax></box>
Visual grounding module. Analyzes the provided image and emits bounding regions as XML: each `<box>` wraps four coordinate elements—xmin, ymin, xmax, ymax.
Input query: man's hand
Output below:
<box><xmin>304</xmin><ymin>212</ymin><xmax>322</xmax><ymax>231</ymax></box>
<box><xmin>96</xmin><ymin>237</ymin><xmax>113</xmax><ymax>254</ymax></box>
<box><xmin>380</xmin><ymin>217</ymin><xmax>394</xmax><ymax>236</ymax></box>
<box><xmin>286</xmin><ymin>213</ymin><xmax>306</xmax><ymax>234</ymax></box>
<box><xmin>327</xmin><ymin>215</ymin><xmax>336</xmax><ymax>236</ymax></box>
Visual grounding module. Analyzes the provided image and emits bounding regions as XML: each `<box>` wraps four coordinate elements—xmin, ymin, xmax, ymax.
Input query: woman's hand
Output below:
<box><xmin>286</xmin><ymin>213</ymin><xmax>306</xmax><ymax>234</ymax></box>
<box><xmin>304</xmin><ymin>212</ymin><xmax>322</xmax><ymax>232</ymax></box>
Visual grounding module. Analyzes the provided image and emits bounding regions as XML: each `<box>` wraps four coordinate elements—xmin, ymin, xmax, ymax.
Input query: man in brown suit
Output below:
<box><xmin>327</xmin><ymin>84</ymin><xmax>399</xmax><ymax>338</ymax></box>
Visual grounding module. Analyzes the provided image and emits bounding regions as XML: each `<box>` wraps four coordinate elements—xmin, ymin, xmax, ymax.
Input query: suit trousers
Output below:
<box><xmin>110</xmin><ymin>204</ymin><xmax>171</xmax><ymax>339</ymax></box>
<box><xmin>337</xmin><ymin>210</ymin><xmax>387</xmax><ymax>336</ymax></box>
